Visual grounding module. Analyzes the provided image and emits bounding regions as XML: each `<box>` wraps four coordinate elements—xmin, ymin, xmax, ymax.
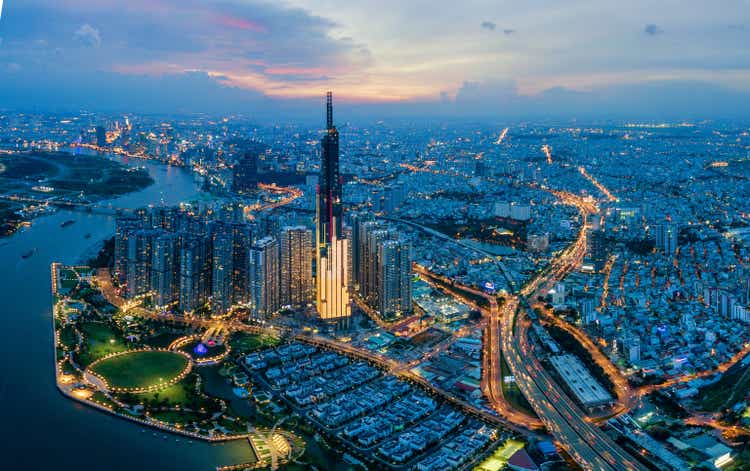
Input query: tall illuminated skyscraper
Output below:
<box><xmin>316</xmin><ymin>92</ymin><xmax>351</xmax><ymax>325</ymax></box>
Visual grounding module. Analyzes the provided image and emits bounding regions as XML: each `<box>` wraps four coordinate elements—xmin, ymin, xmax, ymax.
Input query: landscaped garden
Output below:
<box><xmin>76</xmin><ymin>321</ymin><xmax>129</xmax><ymax>366</ymax></box>
<box><xmin>89</xmin><ymin>350</ymin><xmax>190</xmax><ymax>391</ymax></box>
<box><xmin>52</xmin><ymin>264</ymin><xmax>294</xmax><ymax>451</ymax></box>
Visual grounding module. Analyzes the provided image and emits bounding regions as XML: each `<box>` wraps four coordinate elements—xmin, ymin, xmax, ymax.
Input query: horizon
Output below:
<box><xmin>3</xmin><ymin>3</ymin><xmax>750</xmax><ymax>470</ymax></box>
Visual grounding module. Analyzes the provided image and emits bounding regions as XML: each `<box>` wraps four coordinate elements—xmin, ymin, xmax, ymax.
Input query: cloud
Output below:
<box><xmin>644</xmin><ymin>24</ymin><xmax>664</xmax><ymax>36</ymax></box>
<box><xmin>425</xmin><ymin>79</ymin><xmax>750</xmax><ymax>120</ymax></box>
<box><xmin>73</xmin><ymin>24</ymin><xmax>101</xmax><ymax>47</ymax></box>
<box><xmin>0</xmin><ymin>0</ymin><xmax>370</xmax><ymax>96</ymax></box>
<box><xmin>0</xmin><ymin>0</ymin><xmax>748</xmax><ymax>111</ymax></box>
<box><xmin>481</xmin><ymin>21</ymin><xmax>496</xmax><ymax>31</ymax></box>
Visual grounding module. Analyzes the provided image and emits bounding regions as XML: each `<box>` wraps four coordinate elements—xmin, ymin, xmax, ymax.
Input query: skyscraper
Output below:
<box><xmin>318</xmin><ymin>92</ymin><xmax>343</xmax><ymax>244</ymax></box>
<box><xmin>280</xmin><ymin>226</ymin><xmax>313</xmax><ymax>308</ymax></box>
<box><xmin>653</xmin><ymin>223</ymin><xmax>679</xmax><ymax>255</ymax></box>
<box><xmin>249</xmin><ymin>236</ymin><xmax>280</xmax><ymax>319</ymax></box>
<box><xmin>377</xmin><ymin>238</ymin><xmax>413</xmax><ymax>320</ymax></box>
<box><xmin>211</xmin><ymin>229</ymin><xmax>234</xmax><ymax>316</ymax></box>
<box><xmin>361</xmin><ymin>223</ymin><xmax>394</xmax><ymax>306</ymax></box>
<box><xmin>125</xmin><ymin>229</ymin><xmax>155</xmax><ymax>298</ymax></box>
<box><xmin>114</xmin><ymin>217</ymin><xmax>140</xmax><ymax>285</ymax></box>
<box><xmin>151</xmin><ymin>232</ymin><xmax>179</xmax><ymax>308</ymax></box>
<box><xmin>230</xmin><ymin>223</ymin><xmax>253</xmax><ymax>306</ymax></box>
<box><xmin>315</xmin><ymin>92</ymin><xmax>351</xmax><ymax>325</ymax></box>
<box><xmin>654</xmin><ymin>223</ymin><xmax>679</xmax><ymax>255</ymax></box>
<box><xmin>179</xmin><ymin>236</ymin><xmax>211</xmax><ymax>315</ymax></box>
<box><xmin>349</xmin><ymin>212</ymin><xmax>373</xmax><ymax>293</ymax></box>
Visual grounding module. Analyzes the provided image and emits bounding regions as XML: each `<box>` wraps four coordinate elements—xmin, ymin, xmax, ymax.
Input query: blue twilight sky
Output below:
<box><xmin>0</xmin><ymin>0</ymin><xmax>749</xmax><ymax>120</ymax></box>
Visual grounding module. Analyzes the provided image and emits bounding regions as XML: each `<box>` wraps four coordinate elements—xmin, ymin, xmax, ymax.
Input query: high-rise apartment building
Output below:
<box><xmin>654</xmin><ymin>223</ymin><xmax>679</xmax><ymax>255</ymax></box>
<box><xmin>377</xmin><ymin>238</ymin><xmax>413</xmax><ymax>319</ymax></box>
<box><xmin>151</xmin><ymin>232</ymin><xmax>179</xmax><ymax>308</ymax></box>
<box><xmin>249</xmin><ymin>236</ymin><xmax>279</xmax><ymax>319</ymax></box>
<box><xmin>114</xmin><ymin>217</ymin><xmax>140</xmax><ymax>285</ymax></box>
<box><xmin>280</xmin><ymin>226</ymin><xmax>313</xmax><ymax>308</ymax></box>
<box><xmin>179</xmin><ymin>235</ymin><xmax>211</xmax><ymax>314</ymax></box>
<box><xmin>230</xmin><ymin>223</ymin><xmax>253</xmax><ymax>306</ymax></box>
<box><xmin>211</xmin><ymin>230</ymin><xmax>234</xmax><ymax>316</ymax></box>
<box><xmin>362</xmin><ymin>224</ymin><xmax>394</xmax><ymax>306</ymax></box>
<box><xmin>125</xmin><ymin>229</ymin><xmax>155</xmax><ymax>298</ymax></box>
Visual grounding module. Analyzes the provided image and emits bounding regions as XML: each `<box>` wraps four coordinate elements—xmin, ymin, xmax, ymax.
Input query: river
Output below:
<box><xmin>0</xmin><ymin>158</ymin><xmax>254</xmax><ymax>470</ymax></box>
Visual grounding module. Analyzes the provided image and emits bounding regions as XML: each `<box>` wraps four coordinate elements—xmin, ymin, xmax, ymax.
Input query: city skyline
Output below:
<box><xmin>3</xmin><ymin>2</ymin><xmax>750</xmax><ymax>470</ymax></box>
<box><xmin>5</xmin><ymin>96</ymin><xmax>750</xmax><ymax>470</ymax></box>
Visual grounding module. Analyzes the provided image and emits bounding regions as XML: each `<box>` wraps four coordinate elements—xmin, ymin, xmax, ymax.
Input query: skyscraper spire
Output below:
<box><xmin>318</xmin><ymin>91</ymin><xmax>342</xmax><ymax>244</ymax></box>
<box><xmin>326</xmin><ymin>91</ymin><xmax>333</xmax><ymax>130</ymax></box>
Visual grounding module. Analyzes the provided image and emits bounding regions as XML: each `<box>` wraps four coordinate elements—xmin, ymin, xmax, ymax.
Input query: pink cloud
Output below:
<box><xmin>216</xmin><ymin>15</ymin><xmax>266</xmax><ymax>33</ymax></box>
<box><xmin>264</xmin><ymin>66</ymin><xmax>327</xmax><ymax>76</ymax></box>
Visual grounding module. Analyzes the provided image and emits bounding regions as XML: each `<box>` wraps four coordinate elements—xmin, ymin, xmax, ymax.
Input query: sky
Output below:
<box><xmin>0</xmin><ymin>0</ymin><xmax>749</xmax><ymax>120</ymax></box>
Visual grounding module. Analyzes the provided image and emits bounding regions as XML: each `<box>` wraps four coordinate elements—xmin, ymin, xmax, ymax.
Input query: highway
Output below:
<box><xmin>421</xmin><ymin>189</ymin><xmax>646</xmax><ymax>470</ymax></box>
<box><xmin>503</xmin><ymin>193</ymin><xmax>646</xmax><ymax>470</ymax></box>
<box><xmin>413</xmin><ymin>265</ymin><xmax>543</xmax><ymax>429</ymax></box>
<box><xmin>503</xmin><ymin>304</ymin><xmax>643</xmax><ymax>471</ymax></box>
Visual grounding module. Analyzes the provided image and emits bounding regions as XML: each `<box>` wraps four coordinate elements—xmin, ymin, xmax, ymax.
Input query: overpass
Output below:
<box><xmin>506</xmin><ymin>195</ymin><xmax>646</xmax><ymax>470</ymax></box>
<box><xmin>421</xmin><ymin>190</ymin><xmax>646</xmax><ymax>470</ymax></box>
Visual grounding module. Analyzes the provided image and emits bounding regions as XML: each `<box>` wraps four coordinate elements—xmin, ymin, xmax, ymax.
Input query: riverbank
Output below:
<box><xmin>0</xmin><ymin>150</ymin><xmax>155</xmax><ymax>238</ymax></box>
<box><xmin>51</xmin><ymin>265</ymin><xmax>265</xmax><ymax>471</ymax></box>
<box><xmin>1</xmin><ymin>154</ymin><xmax>259</xmax><ymax>470</ymax></box>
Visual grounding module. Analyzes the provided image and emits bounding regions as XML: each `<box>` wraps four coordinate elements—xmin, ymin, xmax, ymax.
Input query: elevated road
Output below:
<box><xmin>506</xmin><ymin>194</ymin><xmax>645</xmax><ymax>470</ymax></box>
<box><xmin>503</xmin><ymin>305</ymin><xmax>643</xmax><ymax>470</ymax></box>
<box><xmin>413</xmin><ymin>265</ymin><xmax>542</xmax><ymax>429</ymax></box>
<box><xmin>428</xmin><ymin>190</ymin><xmax>646</xmax><ymax>470</ymax></box>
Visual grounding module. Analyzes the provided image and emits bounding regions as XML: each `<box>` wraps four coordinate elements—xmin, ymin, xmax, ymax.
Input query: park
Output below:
<box><xmin>88</xmin><ymin>349</ymin><xmax>191</xmax><ymax>392</ymax></box>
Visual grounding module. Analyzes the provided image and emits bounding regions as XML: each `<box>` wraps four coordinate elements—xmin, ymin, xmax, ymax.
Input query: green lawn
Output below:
<box><xmin>229</xmin><ymin>332</ymin><xmax>279</xmax><ymax>354</ymax></box>
<box><xmin>90</xmin><ymin>350</ymin><xmax>189</xmax><ymax>390</ymax></box>
<box><xmin>134</xmin><ymin>381</ymin><xmax>191</xmax><ymax>405</ymax></box>
<box><xmin>78</xmin><ymin>322</ymin><xmax>129</xmax><ymax>366</ymax></box>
